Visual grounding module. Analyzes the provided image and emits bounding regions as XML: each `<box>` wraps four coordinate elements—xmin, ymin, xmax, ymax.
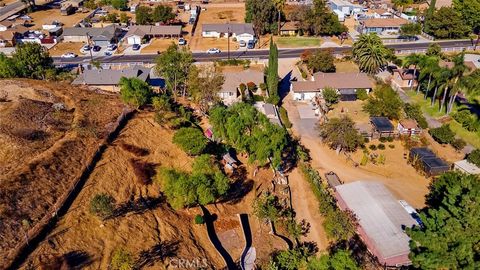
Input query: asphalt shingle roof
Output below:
<box><xmin>73</xmin><ymin>67</ymin><xmax>150</xmax><ymax>85</ymax></box>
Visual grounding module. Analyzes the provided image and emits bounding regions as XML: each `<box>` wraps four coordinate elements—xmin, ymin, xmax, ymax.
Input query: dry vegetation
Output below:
<box><xmin>0</xmin><ymin>80</ymin><xmax>125</xmax><ymax>267</ymax></box>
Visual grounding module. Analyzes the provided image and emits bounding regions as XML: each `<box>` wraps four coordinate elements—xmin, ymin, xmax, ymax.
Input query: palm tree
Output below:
<box><xmin>273</xmin><ymin>0</ymin><xmax>286</xmax><ymax>36</ymax></box>
<box><xmin>431</xmin><ymin>67</ymin><xmax>449</xmax><ymax>108</ymax></box>
<box><xmin>446</xmin><ymin>53</ymin><xmax>469</xmax><ymax>114</ymax></box>
<box><xmin>352</xmin><ymin>33</ymin><xmax>389</xmax><ymax>74</ymax></box>
<box><xmin>403</xmin><ymin>53</ymin><xmax>422</xmax><ymax>92</ymax></box>
<box><xmin>417</xmin><ymin>56</ymin><xmax>440</xmax><ymax>100</ymax></box>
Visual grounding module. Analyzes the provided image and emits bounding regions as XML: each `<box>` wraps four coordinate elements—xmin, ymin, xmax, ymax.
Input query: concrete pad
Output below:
<box><xmin>297</xmin><ymin>103</ymin><xmax>318</xmax><ymax>119</ymax></box>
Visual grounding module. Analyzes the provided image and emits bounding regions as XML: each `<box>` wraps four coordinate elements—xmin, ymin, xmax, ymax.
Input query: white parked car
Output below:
<box><xmin>80</xmin><ymin>44</ymin><xmax>91</xmax><ymax>53</ymax></box>
<box><xmin>61</xmin><ymin>52</ymin><xmax>77</xmax><ymax>58</ymax></box>
<box><xmin>107</xmin><ymin>44</ymin><xmax>117</xmax><ymax>51</ymax></box>
<box><xmin>178</xmin><ymin>38</ymin><xmax>186</xmax><ymax>45</ymax></box>
<box><xmin>206</xmin><ymin>48</ymin><xmax>221</xmax><ymax>54</ymax></box>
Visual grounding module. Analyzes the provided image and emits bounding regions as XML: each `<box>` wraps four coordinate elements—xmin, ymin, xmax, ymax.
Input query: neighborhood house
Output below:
<box><xmin>219</xmin><ymin>70</ymin><xmax>264</xmax><ymax>105</ymax></box>
<box><xmin>72</xmin><ymin>67</ymin><xmax>151</xmax><ymax>91</ymax></box>
<box><xmin>397</xmin><ymin>119</ymin><xmax>421</xmax><ymax>136</ymax></box>
<box><xmin>124</xmin><ymin>25</ymin><xmax>183</xmax><ymax>45</ymax></box>
<box><xmin>62</xmin><ymin>25</ymin><xmax>121</xmax><ymax>46</ymax></box>
<box><xmin>202</xmin><ymin>23</ymin><xmax>255</xmax><ymax>43</ymax></box>
<box><xmin>357</xmin><ymin>18</ymin><xmax>408</xmax><ymax>35</ymax></box>
<box><xmin>291</xmin><ymin>72</ymin><xmax>373</xmax><ymax>101</ymax></box>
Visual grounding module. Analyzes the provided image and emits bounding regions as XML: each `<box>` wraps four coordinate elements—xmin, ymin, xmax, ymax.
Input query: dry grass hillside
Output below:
<box><xmin>0</xmin><ymin>80</ymin><xmax>125</xmax><ymax>267</ymax></box>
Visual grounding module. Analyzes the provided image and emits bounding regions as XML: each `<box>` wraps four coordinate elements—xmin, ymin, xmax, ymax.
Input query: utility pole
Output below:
<box><xmin>86</xmin><ymin>32</ymin><xmax>93</xmax><ymax>64</ymax></box>
<box><xmin>227</xmin><ymin>22</ymin><xmax>230</xmax><ymax>60</ymax></box>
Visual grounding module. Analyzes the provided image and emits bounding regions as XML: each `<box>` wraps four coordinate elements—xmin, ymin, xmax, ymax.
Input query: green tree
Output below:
<box><xmin>424</xmin><ymin>0</ymin><xmax>436</xmax><ymax>33</ymax></box>
<box><xmin>426</xmin><ymin>43</ymin><xmax>442</xmax><ymax>57</ymax></box>
<box><xmin>119</xmin><ymin>12</ymin><xmax>129</xmax><ymax>24</ymax></box>
<box><xmin>135</xmin><ymin>6</ymin><xmax>152</xmax><ymax>25</ymax></box>
<box><xmin>13</xmin><ymin>43</ymin><xmax>53</xmax><ymax>79</ymax></box>
<box><xmin>306</xmin><ymin>0</ymin><xmax>347</xmax><ymax>36</ymax></box>
<box><xmin>363</xmin><ymin>85</ymin><xmax>403</xmax><ymax>120</ymax></box>
<box><xmin>453</xmin><ymin>0</ymin><xmax>480</xmax><ymax>33</ymax></box>
<box><xmin>400</xmin><ymin>22</ymin><xmax>421</xmax><ymax>37</ymax></box>
<box><xmin>267</xmin><ymin>38</ymin><xmax>280</xmax><ymax>104</ymax></box>
<box><xmin>173</xmin><ymin>127</ymin><xmax>208</xmax><ymax>155</ymax></box>
<box><xmin>407</xmin><ymin>171</ymin><xmax>480</xmax><ymax>270</ymax></box>
<box><xmin>306</xmin><ymin>49</ymin><xmax>336</xmax><ymax>73</ymax></box>
<box><xmin>119</xmin><ymin>77</ymin><xmax>152</xmax><ymax>108</ymax></box>
<box><xmin>429</xmin><ymin>124</ymin><xmax>455</xmax><ymax>144</ymax></box>
<box><xmin>404</xmin><ymin>103</ymin><xmax>428</xmax><ymax>129</ymax></box>
<box><xmin>322</xmin><ymin>87</ymin><xmax>339</xmax><ymax>107</ymax></box>
<box><xmin>155</xmin><ymin>43</ymin><xmax>193</xmax><ymax>98</ymax></box>
<box><xmin>104</xmin><ymin>13</ymin><xmax>119</xmax><ymax>23</ymax></box>
<box><xmin>403</xmin><ymin>53</ymin><xmax>422</xmax><ymax>92</ymax></box>
<box><xmin>187</xmin><ymin>65</ymin><xmax>225</xmax><ymax>113</ymax></box>
<box><xmin>307</xmin><ymin>250</ymin><xmax>360</xmax><ymax>270</ymax></box>
<box><xmin>253</xmin><ymin>193</ymin><xmax>282</xmax><ymax>222</ymax></box>
<box><xmin>269</xmin><ymin>246</ymin><xmax>313</xmax><ymax>270</ymax></box>
<box><xmin>0</xmin><ymin>53</ymin><xmax>18</xmax><ymax>78</ymax></box>
<box><xmin>352</xmin><ymin>33</ymin><xmax>389</xmax><ymax>74</ymax></box>
<box><xmin>466</xmin><ymin>149</ymin><xmax>480</xmax><ymax>167</ymax></box>
<box><xmin>152</xmin><ymin>5</ymin><xmax>176</xmax><ymax>23</ymax></box>
<box><xmin>111</xmin><ymin>248</ymin><xmax>134</xmax><ymax>270</ymax></box>
<box><xmin>89</xmin><ymin>193</ymin><xmax>115</xmax><ymax>219</ymax></box>
<box><xmin>272</xmin><ymin>0</ymin><xmax>286</xmax><ymax>35</ymax></box>
<box><xmin>245</xmin><ymin>0</ymin><xmax>276</xmax><ymax>34</ymax></box>
<box><xmin>446</xmin><ymin>53</ymin><xmax>470</xmax><ymax>114</ymax></box>
<box><xmin>356</xmin><ymin>88</ymin><xmax>368</xmax><ymax>100</ymax></box>
<box><xmin>425</xmin><ymin>7</ymin><xmax>470</xmax><ymax>39</ymax></box>
<box><xmin>317</xmin><ymin>116</ymin><xmax>363</xmax><ymax>152</ymax></box>
<box><xmin>110</xmin><ymin>0</ymin><xmax>127</xmax><ymax>10</ymax></box>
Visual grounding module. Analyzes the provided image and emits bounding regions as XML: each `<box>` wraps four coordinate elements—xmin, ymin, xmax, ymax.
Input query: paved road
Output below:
<box><xmin>53</xmin><ymin>39</ymin><xmax>475</xmax><ymax>66</ymax></box>
<box><xmin>0</xmin><ymin>1</ymin><xmax>26</xmax><ymax>21</ymax></box>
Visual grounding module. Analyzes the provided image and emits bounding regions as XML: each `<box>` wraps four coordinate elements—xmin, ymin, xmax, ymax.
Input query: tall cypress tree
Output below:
<box><xmin>267</xmin><ymin>38</ymin><xmax>279</xmax><ymax>105</ymax></box>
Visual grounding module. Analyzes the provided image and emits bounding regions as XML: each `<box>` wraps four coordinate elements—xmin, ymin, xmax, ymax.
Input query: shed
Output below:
<box><xmin>409</xmin><ymin>147</ymin><xmax>435</xmax><ymax>162</ymax></box>
<box><xmin>422</xmin><ymin>157</ymin><xmax>449</xmax><ymax>176</ymax></box>
<box><xmin>397</xmin><ymin>119</ymin><xmax>420</xmax><ymax>136</ymax></box>
<box><xmin>453</xmin><ymin>160</ymin><xmax>480</xmax><ymax>175</ymax></box>
<box><xmin>370</xmin><ymin>117</ymin><xmax>394</xmax><ymax>136</ymax></box>
<box><xmin>339</xmin><ymin>89</ymin><xmax>357</xmax><ymax>101</ymax></box>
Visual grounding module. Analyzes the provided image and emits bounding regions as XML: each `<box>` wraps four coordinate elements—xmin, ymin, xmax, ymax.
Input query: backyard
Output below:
<box><xmin>27</xmin><ymin>8</ymin><xmax>90</xmax><ymax>30</ymax></box>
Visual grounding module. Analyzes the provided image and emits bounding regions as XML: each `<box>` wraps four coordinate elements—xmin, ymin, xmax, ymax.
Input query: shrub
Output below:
<box><xmin>90</xmin><ymin>193</ymin><xmax>115</xmax><ymax>219</ymax></box>
<box><xmin>404</xmin><ymin>103</ymin><xmax>428</xmax><ymax>129</ymax></box>
<box><xmin>369</xmin><ymin>144</ymin><xmax>377</xmax><ymax>150</ymax></box>
<box><xmin>451</xmin><ymin>138</ymin><xmax>466</xmax><ymax>151</ymax></box>
<box><xmin>239</xmin><ymin>83</ymin><xmax>246</xmax><ymax>92</ymax></box>
<box><xmin>388</xmin><ymin>144</ymin><xmax>395</xmax><ymax>149</ymax></box>
<box><xmin>356</xmin><ymin>88</ymin><xmax>368</xmax><ymax>100</ymax></box>
<box><xmin>379</xmin><ymin>137</ymin><xmax>387</xmax><ymax>143</ymax></box>
<box><xmin>300</xmin><ymin>68</ymin><xmax>308</xmax><ymax>79</ymax></box>
<box><xmin>259</xmin><ymin>83</ymin><xmax>267</xmax><ymax>91</ymax></box>
<box><xmin>378</xmin><ymin>143</ymin><xmax>385</xmax><ymax>150</ymax></box>
<box><xmin>453</xmin><ymin>110</ymin><xmax>479</xmax><ymax>132</ymax></box>
<box><xmin>111</xmin><ymin>248</ymin><xmax>134</xmax><ymax>270</ymax></box>
<box><xmin>246</xmin><ymin>81</ymin><xmax>256</xmax><ymax>91</ymax></box>
<box><xmin>194</xmin><ymin>214</ymin><xmax>204</xmax><ymax>224</ymax></box>
<box><xmin>386</xmin><ymin>137</ymin><xmax>394</xmax><ymax>142</ymax></box>
<box><xmin>364</xmin><ymin>137</ymin><xmax>370</xmax><ymax>143</ymax></box>
<box><xmin>467</xmin><ymin>149</ymin><xmax>480</xmax><ymax>167</ymax></box>
<box><xmin>279</xmin><ymin>106</ymin><xmax>292</xmax><ymax>128</ymax></box>
<box><xmin>429</xmin><ymin>124</ymin><xmax>455</xmax><ymax>144</ymax></box>
<box><xmin>173</xmin><ymin>127</ymin><xmax>208</xmax><ymax>155</ymax></box>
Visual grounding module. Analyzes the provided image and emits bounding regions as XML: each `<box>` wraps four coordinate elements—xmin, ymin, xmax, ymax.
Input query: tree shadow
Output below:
<box><xmin>134</xmin><ymin>240</ymin><xmax>179</xmax><ymax>269</ymax></box>
<box><xmin>279</xmin><ymin>71</ymin><xmax>293</xmax><ymax>104</ymax></box>
<box><xmin>109</xmin><ymin>196</ymin><xmax>165</xmax><ymax>219</ymax></box>
<box><xmin>328</xmin><ymin>235</ymin><xmax>377</xmax><ymax>268</ymax></box>
<box><xmin>219</xmin><ymin>166</ymin><xmax>254</xmax><ymax>205</ymax></box>
<box><xmin>63</xmin><ymin>250</ymin><xmax>93</xmax><ymax>269</ymax></box>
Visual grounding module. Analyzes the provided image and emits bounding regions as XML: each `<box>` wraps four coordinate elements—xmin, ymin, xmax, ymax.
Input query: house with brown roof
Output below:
<box><xmin>358</xmin><ymin>18</ymin><xmax>408</xmax><ymax>35</ymax></box>
<box><xmin>0</xmin><ymin>20</ymin><xmax>13</xmax><ymax>31</ymax></box>
<box><xmin>391</xmin><ymin>67</ymin><xmax>418</xmax><ymax>89</ymax></box>
<box><xmin>397</xmin><ymin>119</ymin><xmax>421</xmax><ymax>136</ymax></box>
<box><xmin>280</xmin><ymin>21</ymin><xmax>299</xmax><ymax>36</ymax></box>
<box><xmin>220</xmin><ymin>69</ymin><xmax>264</xmax><ymax>105</ymax></box>
<box><xmin>124</xmin><ymin>25</ymin><xmax>182</xmax><ymax>45</ymax></box>
<box><xmin>290</xmin><ymin>72</ymin><xmax>374</xmax><ymax>101</ymax></box>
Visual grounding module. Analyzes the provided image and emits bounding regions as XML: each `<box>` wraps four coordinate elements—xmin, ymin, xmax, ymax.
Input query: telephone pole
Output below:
<box><xmin>227</xmin><ymin>22</ymin><xmax>230</xmax><ymax>60</ymax></box>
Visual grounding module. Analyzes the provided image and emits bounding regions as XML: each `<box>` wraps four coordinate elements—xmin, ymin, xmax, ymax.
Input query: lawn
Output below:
<box><xmin>335</xmin><ymin>61</ymin><xmax>359</xmax><ymax>73</ymax></box>
<box><xmin>449</xmin><ymin>121</ymin><xmax>480</xmax><ymax>149</ymax></box>
<box><xmin>275</xmin><ymin>37</ymin><xmax>321</xmax><ymax>48</ymax></box>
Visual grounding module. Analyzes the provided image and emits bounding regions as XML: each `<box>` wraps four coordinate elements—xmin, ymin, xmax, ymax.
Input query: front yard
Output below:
<box><xmin>275</xmin><ymin>36</ymin><xmax>321</xmax><ymax>48</ymax></box>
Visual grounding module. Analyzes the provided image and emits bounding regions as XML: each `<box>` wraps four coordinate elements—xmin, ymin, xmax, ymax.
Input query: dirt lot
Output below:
<box><xmin>28</xmin><ymin>8</ymin><xmax>89</xmax><ymax>30</ymax></box>
<box><xmin>141</xmin><ymin>38</ymin><xmax>177</xmax><ymax>54</ymax></box>
<box><xmin>49</xmin><ymin>42</ymin><xmax>84</xmax><ymax>56</ymax></box>
<box><xmin>21</xmin><ymin>111</ymin><xmax>287</xmax><ymax>269</ymax></box>
<box><xmin>0</xmin><ymin>80</ymin><xmax>125</xmax><ymax>267</ymax></box>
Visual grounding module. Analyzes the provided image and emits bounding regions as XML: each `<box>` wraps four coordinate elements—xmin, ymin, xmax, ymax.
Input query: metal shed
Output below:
<box><xmin>370</xmin><ymin>117</ymin><xmax>394</xmax><ymax>136</ymax></box>
<box><xmin>422</xmin><ymin>157</ymin><xmax>449</xmax><ymax>176</ymax></box>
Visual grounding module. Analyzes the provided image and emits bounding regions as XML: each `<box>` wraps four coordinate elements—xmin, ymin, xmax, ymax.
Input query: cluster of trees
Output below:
<box><xmin>155</xmin><ymin>44</ymin><xmax>194</xmax><ymax>98</ymax></box>
<box><xmin>363</xmin><ymin>85</ymin><xmax>404</xmax><ymax>120</ymax></box>
<box><xmin>173</xmin><ymin>127</ymin><xmax>208</xmax><ymax>155</ymax></box>
<box><xmin>302</xmin><ymin>49</ymin><xmax>336</xmax><ymax>73</ymax></box>
<box><xmin>399</xmin><ymin>22</ymin><xmax>422</xmax><ymax>38</ymax></box>
<box><xmin>119</xmin><ymin>77</ymin><xmax>154</xmax><ymax>109</ymax></box>
<box><xmin>407</xmin><ymin>171</ymin><xmax>479</xmax><ymax>270</ymax></box>
<box><xmin>156</xmin><ymin>154</ymin><xmax>229</xmax><ymax>209</ymax></box>
<box><xmin>467</xmin><ymin>149</ymin><xmax>480</xmax><ymax>167</ymax></box>
<box><xmin>285</xmin><ymin>0</ymin><xmax>347</xmax><ymax>36</ymax></box>
<box><xmin>0</xmin><ymin>43</ymin><xmax>54</xmax><ymax>80</ymax></box>
<box><xmin>317</xmin><ymin>116</ymin><xmax>364</xmax><ymax>153</ymax></box>
<box><xmin>187</xmin><ymin>65</ymin><xmax>225</xmax><ymax>113</ymax></box>
<box><xmin>209</xmin><ymin>103</ymin><xmax>288</xmax><ymax>168</ymax></box>
<box><xmin>102</xmin><ymin>12</ymin><xmax>130</xmax><ymax>24</ymax></box>
<box><xmin>135</xmin><ymin>5</ymin><xmax>176</xmax><ymax>25</ymax></box>
<box><xmin>267</xmin><ymin>39</ymin><xmax>280</xmax><ymax>105</ymax></box>
<box><xmin>452</xmin><ymin>110</ymin><xmax>479</xmax><ymax>132</ymax></box>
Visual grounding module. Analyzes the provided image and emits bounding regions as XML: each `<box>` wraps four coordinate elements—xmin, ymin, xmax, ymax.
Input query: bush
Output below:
<box><xmin>279</xmin><ymin>106</ymin><xmax>292</xmax><ymax>128</ymax></box>
<box><xmin>429</xmin><ymin>124</ymin><xmax>455</xmax><ymax>144</ymax></box>
<box><xmin>363</xmin><ymin>85</ymin><xmax>403</xmax><ymax>120</ymax></box>
<box><xmin>356</xmin><ymin>88</ymin><xmax>368</xmax><ymax>100</ymax></box>
<box><xmin>246</xmin><ymin>81</ymin><xmax>256</xmax><ymax>91</ymax></box>
<box><xmin>388</xmin><ymin>144</ymin><xmax>395</xmax><ymax>149</ymax></box>
<box><xmin>364</xmin><ymin>137</ymin><xmax>370</xmax><ymax>143</ymax></box>
<box><xmin>452</xmin><ymin>110</ymin><xmax>479</xmax><ymax>132</ymax></box>
<box><xmin>194</xmin><ymin>214</ymin><xmax>204</xmax><ymax>224</ymax></box>
<box><xmin>379</xmin><ymin>137</ymin><xmax>387</xmax><ymax>143</ymax></box>
<box><xmin>259</xmin><ymin>83</ymin><xmax>267</xmax><ymax>91</ymax></box>
<box><xmin>239</xmin><ymin>83</ymin><xmax>246</xmax><ymax>92</ymax></box>
<box><xmin>451</xmin><ymin>138</ymin><xmax>466</xmax><ymax>151</ymax></box>
<box><xmin>253</xmin><ymin>94</ymin><xmax>264</xmax><ymax>102</ymax></box>
<box><xmin>404</xmin><ymin>103</ymin><xmax>428</xmax><ymax>129</ymax></box>
<box><xmin>467</xmin><ymin>149</ymin><xmax>480</xmax><ymax>167</ymax></box>
<box><xmin>111</xmin><ymin>248</ymin><xmax>134</xmax><ymax>270</ymax></box>
<box><xmin>90</xmin><ymin>193</ymin><xmax>115</xmax><ymax>219</ymax></box>
<box><xmin>173</xmin><ymin>127</ymin><xmax>208</xmax><ymax>155</ymax></box>
<box><xmin>378</xmin><ymin>143</ymin><xmax>385</xmax><ymax>150</ymax></box>
<box><xmin>386</xmin><ymin>137</ymin><xmax>394</xmax><ymax>142</ymax></box>
<box><xmin>369</xmin><ymin>144</ymin><xmax>377</xmax><ymax>150</ymax></box>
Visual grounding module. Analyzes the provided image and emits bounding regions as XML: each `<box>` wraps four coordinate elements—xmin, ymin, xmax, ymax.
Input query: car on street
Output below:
<box><xmin>80</xmin><ymin>44</ymin><xmax>91</xmax><ymax>53</ymax></box>
<box><xmin>178</xmin><ymin>38</ymin><xmax>187</xmax><ymax>45</ymax></box>
<box><xmin>104</xmin><ymin>51</ymin><xmax>113</xmax><ymax>56</ymax></box>
<box><xmin>239</xmin><ymin>40</ymin><xmax>246</xmax><ymax>47</ymax></box>
<box><xmin>132</xmin><ymin>44</ymin><xmax>141</xmax><ymax>51</ymax></box>
<box><xmin>206</xmin><ymin>48</ymin><xmax>220</xmax><ymax>54</ymax></box>
<box><xmin>247</xmin><ymin>40</ymin><xmax>255</xmax><ymax>49</ymax></box>
<box><xmin>61</xmin><ymin>52</ymin><xmax>77</xmax><ymax>58</ymax></box>
<box><xmin>92</xmin><ymin>45</ymin><xmax>101</xmax><ymax>52</ymax></box>
<box><xmin>107</xmin><ymin>44</ymin><xmax>117</xmax><ymax>51</ymax></box>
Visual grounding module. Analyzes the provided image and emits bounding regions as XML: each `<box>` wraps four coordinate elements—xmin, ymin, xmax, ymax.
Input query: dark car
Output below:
<box><xmin>92</xmin><ymin>45</ymin><xmax>101</xmax><ymax>52</ymax></box>
<box><xmin>132</xmin><ymin>44</ymin><xmax>141</xmax><ymax>51</ymax></box>
<box><xmin>247</xmin><ymin>40</ymin><xmax>255</xmax><ymax>49</ymax></box>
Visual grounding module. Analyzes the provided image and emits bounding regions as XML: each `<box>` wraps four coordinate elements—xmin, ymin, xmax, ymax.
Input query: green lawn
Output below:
<box><xmin>449</xmin><ymin>121</ymin><xmax>480</xmax><ymax>149</ymax></box>
<box><xmin>275</xmin><ymin>37</ymin><xmax>321</xmax><ymax>48</ymax></box>
<box><xmin>406</xmin><ymin>90</ymin><xmax>458</xmax><ymax>118</ymax></box>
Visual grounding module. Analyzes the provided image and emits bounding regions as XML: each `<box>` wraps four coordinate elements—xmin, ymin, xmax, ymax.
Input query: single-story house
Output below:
<box><xmin>124</xmin><ymin>25</ymin><xmax>182</xmax><ymax>45</ymax></box>
<box><xmin>64</xmin><ymin>0</ymin><xmax>83</xmax><ymax>8</ymax></box>
<box><xmin>202</xmin><ymin>23</ymin><xmax>255</xmax><ymax>43</ymax></box>
<box><xmin>220</xmin><ymin>70</ymin><xmax>264</xmax><ymax>105</ymax></box>
<box><xmin>0</xmin><ymin>20</ymin><xmax>13</xmax><ymax>31</ymax></box>
<box><xmin>280</xmin><ymin>21</ymin><xmax>300</xmax><ymax>36</ymax></box>
<box><xmin>358</xmin><ymin>18</ymin><xmax>409</xmax><ymax>35</ymax></box>
<box><xmin>370</xmin><ymin>8</ymin><xmax>394</xmax><ymax>19</ymax></box>
<box><xmin>329</xmin><ymin>0</ymin><xmax>362</xmax><ymax>16</ymax></box>
<box><xmin>254</xmin><ymin>102</ymin><xmax>281</xmax><ymax>126</ymax></box>
<box><xmin>335</xmin><ymin>181</ymin><xmax>417</xmax><ymax>267</ymax></box>
<box><xmin>291</xmin><ymin>72</ymin><xmax>373</xmax><ymax>101</ymax></box>
<box><xmin>409</xmin><ymin>147</ymin><xmax>449</xmax><ymax>176</ymax></box>
<box><xmin>62</xmin><ymin>25</ymin><xmax>121</xmax><ymax>46</ymax></box>
<box><xmin>72</xmin><ymin>67</ymin><xmax>151</xmax><ymax>92</ymax></box>
<box><xmin>397</xmin><ymin>119</ymin><xmax>420</xmax><ymax>136</ymax></box>
<box><xmin>370</xmin><ymin>116</ymin><xmax>394</xmax><ymax>136</ymax></box>
<box><xmin>0</xmin><ymin>30</ymin><xmax>17</xmax><ymax>47</ymax></box>
<box><xmin>391</xmin><ymin>67</ymin><xmax>418</xmax><ymax>89</ymax></box>
<box><xmin>453</xmin><ymin>159</ymin><xmax>480</xmax><ymax>175</ymax></box>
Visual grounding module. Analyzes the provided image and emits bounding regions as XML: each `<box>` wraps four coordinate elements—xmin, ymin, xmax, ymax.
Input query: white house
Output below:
<box><xmin>202</xmin><ymin>23</ymin><xmax>255</xmax><ymax>43</ymax></box>
<box><xmin>397</xmin><ymin>119</ymin><xmax>421</xmax><ymax>136</ymax></box>
<box><xmin>124</xmin><ymin>25</ymin><xmax>182</xmax><ymax>45</ymax></box>
<box><xmin>454</xmin><ymin>160</ymin><xmax>480</xmax><ymax>175</ymax></box>
<box><xmin>291</xmin><ymin>72</ymin><xmax>373</xmax><ymax>101</ymax></box>
<box><xmin>220</xmin><ymin>70</ymin><xmax>263</xmax><ymax>105</ymax></box>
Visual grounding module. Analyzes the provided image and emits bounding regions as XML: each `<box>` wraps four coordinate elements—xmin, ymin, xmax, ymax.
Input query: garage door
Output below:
<box><xmin>127</xmin><ymin>36</ymin><xmax>141</xmax><ymax>45</ymax></box>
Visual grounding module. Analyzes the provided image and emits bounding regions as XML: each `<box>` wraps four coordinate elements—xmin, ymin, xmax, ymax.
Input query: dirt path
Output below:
<box><xmin>288</xmin><ymin>168</ymin><xmax>329</xmax><ymax>251</ymax></box>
